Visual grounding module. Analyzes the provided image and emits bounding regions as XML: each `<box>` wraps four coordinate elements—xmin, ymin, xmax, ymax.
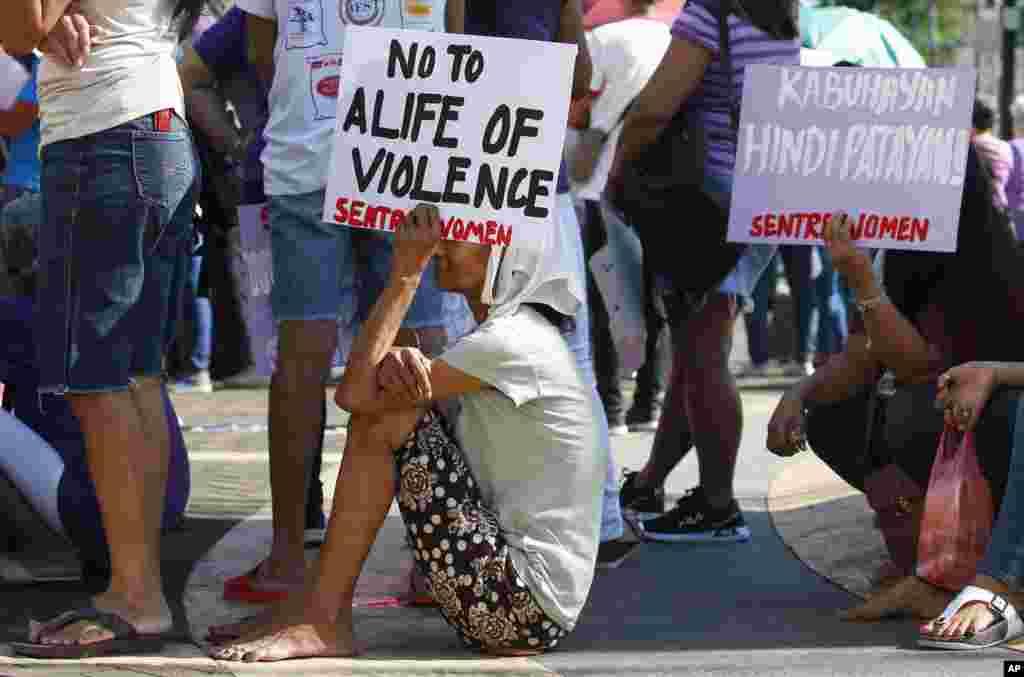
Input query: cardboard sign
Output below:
<box><xmin>0</xmin><ymin>54</ymin><xmax>28</xmax><ymax>111</ymax></box>
<box><xmin>728</xmin><ymin>65</ymin><xmax>976</xmax><ymax>252</ymax></box>
<box><xmin>323</xmin><ymin>27</ymin><xmax>577</xmax><ymax>248</ymax></box>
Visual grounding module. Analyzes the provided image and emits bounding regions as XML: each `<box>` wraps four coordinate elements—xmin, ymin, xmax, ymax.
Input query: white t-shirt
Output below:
<box><xmin>234</xmin><ymin>0</ymin><xmax>447</xmax><ymax>197</ymax></box>
<box><xmin>571</xmin><ymin>18</ymin><xmax>670</xmax><ymax>201</ymax></box>
<box><xmin>39</xmin><ymin>0</ymin><xmax>184</xmax><ymax>147</ymax></box>
<box><xmin>440</xmin><ymin>306</ymin><xmax>604</xmax><ymax>631</ymax></box>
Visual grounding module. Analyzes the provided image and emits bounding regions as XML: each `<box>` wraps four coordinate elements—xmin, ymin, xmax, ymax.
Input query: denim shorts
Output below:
<box><xmin>35</xmin><ymin>113</ymin><xmax>197</xmax><ymax>394</ymax></box>
<box><xmin>267</xmin><ymin>190</ymin><xmax>446</xmax><ymax>328</ymax></box>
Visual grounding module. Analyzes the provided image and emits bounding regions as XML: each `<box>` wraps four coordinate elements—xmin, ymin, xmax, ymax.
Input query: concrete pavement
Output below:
<box><xmin>0</xmin><ymin>387</ymin><xmax>1017</xmax><ymax>676</ymax></box>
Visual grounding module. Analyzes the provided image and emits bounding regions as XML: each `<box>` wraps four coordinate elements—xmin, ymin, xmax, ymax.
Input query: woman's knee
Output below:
<box><xmin>348</xmin><ymin>408</ymin><xmax>426</xmax><ymax>453</ymax></box>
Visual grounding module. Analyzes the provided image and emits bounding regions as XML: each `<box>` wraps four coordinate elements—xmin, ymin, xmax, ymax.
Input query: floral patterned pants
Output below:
<box><xmin>394</xmin><ymin>410</ymin><xmax>569</xmax><ymax>652</ymax></box>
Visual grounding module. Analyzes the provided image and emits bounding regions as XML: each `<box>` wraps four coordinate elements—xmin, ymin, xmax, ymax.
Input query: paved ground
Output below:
<box><xmin>0</xmin><ymin>378</ymin><xmax>1018</xmax><ymax>675</ymax></box>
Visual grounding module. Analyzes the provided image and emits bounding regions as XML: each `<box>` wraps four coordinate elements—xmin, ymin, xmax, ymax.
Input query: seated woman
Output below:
<box><xmin>208</xmin><ymin>205</ymin><xmax>604</xmax><ymax>661</ymax></box>
<box><xmin>919</xmin><ymin>362</ymin><xmax>1024</xmax><ymax>650</ymax></box>
<box><xmin>0</xmin><ymin>295</ymin><xmax>190</xmax><ymax>585</ymax></box>
<box><xmin>766</xmin><ymin>146</ymin><xmax>1024</xmax><ymax>621</ymax></box>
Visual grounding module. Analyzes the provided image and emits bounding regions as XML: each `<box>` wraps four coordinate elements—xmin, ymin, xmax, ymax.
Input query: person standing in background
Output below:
<box><xmin>972</xmin><ymin>96</ymin><xmax>1012</xmax><ymax>212</ymax></box>
<box><xmin>1005</xmin><ymin>94</ymin><xmax>1024</xmax><ymax>239</ymax></box>
<box><xmin>223</xmin><ymin>0</ymin><xmax>464</xmax><ymax>602</ymax></box>
<box><xmin>3</xmin><ymin>0</ymin><xmax>201</xmax><ymax>658</ymax></box>
<box><xmin>570</xmin><ymin>0</ymin><xmax>672</xmax><ymax>438</ymax></box>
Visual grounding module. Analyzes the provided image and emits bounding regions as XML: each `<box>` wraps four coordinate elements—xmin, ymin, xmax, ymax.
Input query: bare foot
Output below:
<box><xmin>30</xmin><ymin>591</ymin><xmax>173</xmax><ymax>647</ymax></box>
<box><xmin>211</xmin><ymin>614</ymin><xmax>356</xmax><ymax>663</ymax></box>
<box><xmin>841</xmin><ymin>576</ymin><xmax>952</xmax><ymax>622</ymax></box>
<box><xmin>208</xmin><ymin>590</ymin><xmax>314</xmax><ymax>644</ymax></box>
<box><xmin>920</xmin><ymin>576</ymin><xmax>1017</xmax><ymax>640</ymax></box>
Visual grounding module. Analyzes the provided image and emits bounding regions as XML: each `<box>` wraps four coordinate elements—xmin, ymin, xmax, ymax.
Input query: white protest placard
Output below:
<box><xmin>0</xmin><ymin>53</ymin><xmax>28</xmax><ymax>111</ymax></box>
<box><xmin>728</xmin><ymin>65</ymin><xmax>976</xmax><ymax>253</ymax></box>
<box><xmin>323</xmin><ymin>27</ymin><xmax>577</xmax><ymax>248</ymax></box>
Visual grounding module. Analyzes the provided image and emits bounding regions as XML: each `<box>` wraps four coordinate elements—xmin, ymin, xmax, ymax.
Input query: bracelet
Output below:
<box><xmin>856</xmin><ymin>293</ymin><xmax>885</xmax><ymax>314</ymax></box>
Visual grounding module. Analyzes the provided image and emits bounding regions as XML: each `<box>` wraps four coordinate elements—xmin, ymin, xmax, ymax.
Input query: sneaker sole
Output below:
<box><xmin>623</xmin><ymin>510</ymin><xmax>664</xmax><ymax>522</ymax></box>
<box><xmin>642</xmin><ymin>525</ymin><xmax>751</xmax><ymax>544</ymax></box>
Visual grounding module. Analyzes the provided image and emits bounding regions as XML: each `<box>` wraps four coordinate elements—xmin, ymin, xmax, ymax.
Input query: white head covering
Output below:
<box><xmin>480</xmin><ymin>225</ymin><xmax>584</xmax><ymax>321</ymax></box>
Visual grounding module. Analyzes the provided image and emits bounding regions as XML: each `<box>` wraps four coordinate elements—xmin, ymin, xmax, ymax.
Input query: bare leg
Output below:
<box><xmin>685</xmin><ymin>295</ymin><xmax>742</xmax><ymax>509</ymax></box>
<box><xmin>212</xmin><ymin>408</ymin><xmax>423</xmax><ymax>662</ymax></box>
<box><xmin>635</xmin><ymin>357</ymin><xmax>693</xmax><ymax>489</ymax></box>
<box><xmin>39</xmin><ymin>378</ymin><xmax>172</xmax><ymax>646</ymax></box>
<box><xmin>841</xmin><ymin>576</ymin><xmax>953</xmax><ymax>622</ymax></box>
<box><xmin>264</xmin><ymin>320</ymin><xmax>337</xmax><ymax>585</ymax></box>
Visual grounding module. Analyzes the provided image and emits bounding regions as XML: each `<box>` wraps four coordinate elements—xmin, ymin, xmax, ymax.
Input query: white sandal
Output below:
<box><xmin>918</xmin><ymin>585</ymin><xmax>1024</xmax><ymax>651</ymax></box>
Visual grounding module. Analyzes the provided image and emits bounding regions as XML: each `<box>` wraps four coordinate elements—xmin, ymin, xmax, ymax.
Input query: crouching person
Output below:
<box><xmin>209</xmin><ymin>204</ymin><xmax>604</xmax><ymax>661</ymax></box>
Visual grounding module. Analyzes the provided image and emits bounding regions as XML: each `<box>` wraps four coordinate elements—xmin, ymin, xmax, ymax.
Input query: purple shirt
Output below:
<box><xmin>466</xmin><ymin>1</ymin><xmax>570</xmax><ymax>194</ymax></box>
<box><xmin>973</xmin><ymin>132</ymin><xmax>1012</xmax><ymax>211</ymax></box>
<box><xmin>672</xmin><ymin>0</ymin><xmax>800</xmax><ymax>181</ymax></box>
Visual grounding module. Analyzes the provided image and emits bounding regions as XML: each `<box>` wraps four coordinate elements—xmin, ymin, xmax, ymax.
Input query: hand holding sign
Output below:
<box><xmin>392</xmin><ymin>203</ymin><xmax>444</xmax><ymax>280</ymax></box>
<box><xmin>822</xmin><ymin>212</ymin><xmax>872</xmax><ymax>286</ymax></box>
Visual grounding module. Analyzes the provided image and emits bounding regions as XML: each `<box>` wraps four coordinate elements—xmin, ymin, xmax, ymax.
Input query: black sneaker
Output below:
<box><xmin>619</xmin><ymin>471</ymin><xmax>665</xmax><ymax>521</ymax></box>
<box><xmin>641</xmin><ymin>487</ymin><xmax>751</xmax><ymax>543</ymax></box>
<box><xmin>596</xmin><ymin>538</ymin><xmax>640</xmax><ymax>570</ymax></box>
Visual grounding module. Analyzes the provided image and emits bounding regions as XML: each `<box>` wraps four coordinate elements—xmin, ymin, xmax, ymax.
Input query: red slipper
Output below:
<box><xmin>222</xmin><ymin>563</ymin><xmax>301</xmax><ymax>604</ymax></box>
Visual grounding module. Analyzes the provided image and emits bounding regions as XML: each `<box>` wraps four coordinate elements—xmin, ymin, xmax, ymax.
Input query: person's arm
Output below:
<box><xmin>0</xmin><ymin>0</ymin><xmax>75</xmax><ymax>55</ymax></box>
<box><xmin>335</xmin><ymin>206</ymin><xmax>487</xmax><ymax>415</ymax></box>
<box><xmin>558</xmin><ymin>0</ymin><xmax>591</xmax><ymax>101</ymax></box>
<box><xmin>616</xmin><ymin>36</ymin><xmax>710</xmax><ymax>167</ymax></box>
<box><xmin>243</xmin><ymin>11</ymin><xmax>276</xmax><ymax>86</ymax></box>
<box><xmin>823</xmin><ymin>214</ymin><xmax>936</xmax><ymax>383</ymax></box>
<box><xmin>936</xmin><ymin>362</ymin><xmax>1024</xmax><ymax>431</ymax></box>
<box><xmin>445</xmin><ymin>0</ymin><xmax>464</xmax><ymax>33</ymax></box>
<box><xmin>178</xmin><ymin>45</ymin><xmax>245</xmax><ymax>160</ymax></box>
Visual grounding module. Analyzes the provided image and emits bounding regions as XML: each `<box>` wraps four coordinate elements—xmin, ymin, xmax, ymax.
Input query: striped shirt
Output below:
<box><xmin>672</xmin><ymin>0</ymin><xmax>800</xmax><ymax>181</ymax></box>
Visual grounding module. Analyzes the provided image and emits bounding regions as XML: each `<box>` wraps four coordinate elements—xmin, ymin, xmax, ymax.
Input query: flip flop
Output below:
<box><xmin>918</xmin><ymin>585</ymin><xmax>1024</xmax><ymax>650</ymax></box>
<box><xmin>222</xmin><ymin>562</ymin><xmax>301</xmax><ymax>604</ymax></box>
<box><xmin>12</xmin><ymin>607</ymin><xmax>169</xmax><ymax>659</ymax></box>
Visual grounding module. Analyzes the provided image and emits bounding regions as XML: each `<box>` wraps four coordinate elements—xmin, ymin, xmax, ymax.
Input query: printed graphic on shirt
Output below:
<box><xmin>286</xmin><ymin>0</ymin><xmax>329</xmax><ymax>50</ymax></box>
<box><xmin>401</xmin><ymin>0</ymin><xmax>437</xmax><ymax>30</ymax></box>
<box><xmin>307</xmin><ymin>53</ymin><xmax>342</xmax><ymax>120</ymax></box>
<box><xmin>341</xmin><ymin>0</ymin><xmax>385</xmax><ymax>26</ymax></box>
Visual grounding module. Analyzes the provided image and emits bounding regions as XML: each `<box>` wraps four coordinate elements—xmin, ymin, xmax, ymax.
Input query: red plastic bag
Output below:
<box><xmin>916</xmin><ymin>427</ymin><xmax>994</xmax><ymax>591</ymax></box>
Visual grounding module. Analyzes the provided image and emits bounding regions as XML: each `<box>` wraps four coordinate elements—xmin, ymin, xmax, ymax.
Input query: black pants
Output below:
<box><xmin>805</xmin><ymin>383</ymin><xmax>1013</xmax><ymax>505</ymax></box>
<box><xmin>580</xmin><ymin>200</ymin><xmax>669</xmax><ymax>422</ymax></box>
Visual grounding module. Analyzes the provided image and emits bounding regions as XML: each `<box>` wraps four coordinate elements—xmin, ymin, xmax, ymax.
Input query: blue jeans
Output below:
<box><xmin>813</xmin><ymin>247</ymin><xmax>849</xmax><ymax>356</ymax></box>
<box><xmin>978</xmin><ymin>394</ymin><xmax>1024</xmax><ymax>590</ymax></box>
<box><xmin>187</xmin><ymin>254</ymin><xmax>213</xmax><ymax>372</ymax></box>
<box><xmin>267</xmin><ymin>190</ymin><xmax>446</xmax><ymax>327</ymax></box>
<box><xmin>35</xmin><ymin>113</ymin><xmax>197</xmax><ymax>393</ymax></box>
<box><xmin>557</xmin><ymin>193</ymin><xmax>621</xmax><ymax>542</ymax></box>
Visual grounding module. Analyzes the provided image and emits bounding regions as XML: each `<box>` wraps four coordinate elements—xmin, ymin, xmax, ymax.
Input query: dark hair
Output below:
<box><xmin>884</xmin><ymin>146</ymin><xmax>1024</xmax><ymax>364</ymax></box>
<box><xmin>172</xmin><ymin>0</ymin><xmax>206</xmax><ymax>38</ymax></box>
<box><xmin>973</xmin><ymin>97</ymin><xmax>996</xmax><ymax>131</ymax></box>
<box><xmin>733</xmin><ymin>0</ymin><xmax>799</xmax><ymax>41</ymax></box>
<box><xmin>833</xmin><ymin>60</ymin><xmax>860</xmax><ymax>68</ymax></box>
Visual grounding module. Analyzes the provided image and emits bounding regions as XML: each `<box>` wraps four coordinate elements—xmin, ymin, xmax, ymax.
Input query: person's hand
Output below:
<box><xmin>767</xmin><ymin>392</ymin><xmax>808</xmax><ymax>457</ymax></box>
<box><xmin>822</xmin><ymin>212</ymin><xmax>875</xmax><ymax>296</ymax></box>
<box><xmin>392</xmin><ymin>204</ymin><xmax>443</xmax><ymax>281</ymax></box>
<box><xmin>936</xmin><ymin>363</ymin><xmax>998</xmax><ymax>432</ymax></box>
<box><xmin>42</xmin><ymin>8</ymin><xmax>94</xmax><ymax>69</ymax></box>
<box><xmin>377</xmin><ymin>348</ymin><xmax>432</xmax><ymax>403</ymax></box>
